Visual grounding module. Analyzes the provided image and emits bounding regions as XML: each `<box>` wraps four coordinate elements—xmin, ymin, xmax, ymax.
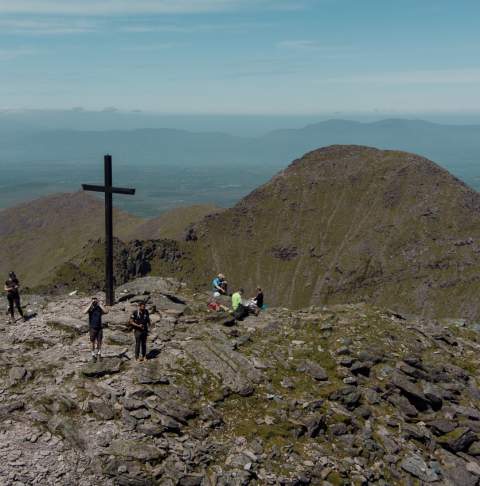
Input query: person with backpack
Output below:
<box><xmin>83</xmin><ymin>297</ymin><xmax>108</xmax><ymax>361</ymax></box>
<box><xmin>4</xmin><ymin>272</ymin><xmax>25</xmax><ymax>323</ymax></box>
<box><xmin>129</xmin><ymin>301</ymin><xmax>150</xmax><ymax>362</ymax></box>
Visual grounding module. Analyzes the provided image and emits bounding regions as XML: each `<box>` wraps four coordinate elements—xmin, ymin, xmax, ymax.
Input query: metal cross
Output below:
<box><xmin>82</xmin><ymin>154</ymin><xmax>135</xmax><ymax>306</ymax></box>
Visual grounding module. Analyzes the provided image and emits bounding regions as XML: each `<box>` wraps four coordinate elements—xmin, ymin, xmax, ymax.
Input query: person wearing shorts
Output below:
<box><xmin>84</xmin><ymin>297</ymin><xmax>108</xmax><ymax>361</ymax></box>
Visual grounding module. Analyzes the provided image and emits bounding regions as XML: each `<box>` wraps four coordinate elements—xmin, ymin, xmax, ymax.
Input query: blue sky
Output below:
<box><xmin>1</xmin><ymin>0</ymin><xmax>480</xmax><ymax>114</ymax></box>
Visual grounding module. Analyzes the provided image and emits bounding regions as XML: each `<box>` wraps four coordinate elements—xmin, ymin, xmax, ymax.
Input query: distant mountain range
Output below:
<box><xmin>2</xmin><ymin>119</ymin><xmax>480</xmax><ymax>172</ymax></box>
<box><xmin>4</xmin><ymin>144</ymin><xmax>480</xmax><ymax>321</ymax></box>
<box><xmin>1</xmin><ymin>118</ymin><xmax>479</xmax><ymax>215</ymax></box>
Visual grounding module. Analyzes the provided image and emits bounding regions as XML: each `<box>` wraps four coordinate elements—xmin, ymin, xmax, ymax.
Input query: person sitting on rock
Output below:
<box><xmin>212</xmin><ymin>273</ymin><xmax>228</xmax><ymax>297</ymax></box>
<box><xmin>4</xmin><ymin>272</ymin><xmax>25</xmax><ymax>323</ymax></box>
<box><xmin>253</xmin><ymin>287</ymin><xmax>264</xmax><ymax>309</ymax></box>
<box><xmin>129</xmin><ymin>301</ymin><xmax>150</xmax><ymax>362</ymax></box>
<box><xmin>248</xmin><ymin>287</ymin><xmax>264</xmax><ymax>315</ymax></box>
<box><xmin>231</xmin><ymin>288</ymin><xmax>249</xmax><ymax>321</ymax></box>
<box><xmin>83</xmin><ymin>297</ymin><xmax>108</xmax><ymax>361</ymax></box>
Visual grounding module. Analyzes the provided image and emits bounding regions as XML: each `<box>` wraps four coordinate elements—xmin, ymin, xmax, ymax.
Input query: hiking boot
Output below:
<box><xmin>97</xmin><ymin>352</ymin><xmax>102</xmax><ymax>361</ymax></box>
<box><xmin>91</xmin><ymin>352</ymin><xmax>97</xmax><ymax>362</ymax></box>
<box><xmin>139</xmin><ymin>357</ymin><xmax>145</xmax><ymax>362</ymax></box>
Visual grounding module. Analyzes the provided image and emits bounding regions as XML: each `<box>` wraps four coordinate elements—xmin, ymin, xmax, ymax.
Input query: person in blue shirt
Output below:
<box><xmin>212</xmin><ymin>273</ymin><xmax>228</xmax><ymax>297</ymax></box>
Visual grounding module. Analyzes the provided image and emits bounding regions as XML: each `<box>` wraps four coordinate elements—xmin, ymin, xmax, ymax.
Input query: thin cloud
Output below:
<box><xmin>120</xmin><ymin>21</ymin><xmax>270</xmax><ymax>34</ymax></box>
<box><xmin>0</xmin><ymin>0</ymin><xmax>297</xmax><ymax>15</ymax></box>
<box><xmin>322</xmin><ymin>68</ymin><xmax>480</xmax><ymax>85</ymax></box>
<box><xmin>0</xmin><ymin>47</ymin><xmax>37</xmax><ymax>60</ymax></box>
<box><xmin>277</xmin><ymin>39</ymin><xmax>352</xmax><ymax>53</ymax></box>
<box><xmin>0</xmin><ymin>18</ymin><xmax>96</xmax><ymax>34</ymax></box>
<box><xmin>121</xmin><ymin>43</ymin><xmax>178</xmax><ymax>52</ymax></box>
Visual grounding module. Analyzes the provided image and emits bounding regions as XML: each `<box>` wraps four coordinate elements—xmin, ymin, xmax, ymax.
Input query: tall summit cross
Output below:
<box><xmin>82</xmin><ymin>155</ymin><xmax>135</xmax><ymax>306</ymax></box>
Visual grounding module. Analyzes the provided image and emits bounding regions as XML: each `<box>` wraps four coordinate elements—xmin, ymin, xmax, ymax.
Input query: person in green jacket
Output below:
<box><xmin>232</xmin><ymin>288</ymin><xmax>243</xmax><ymax>311</ymax></box>
<box><xmin>231</xmin><ymin>288</ymin><xmax>249</xmax><ymax>321</ymax></box>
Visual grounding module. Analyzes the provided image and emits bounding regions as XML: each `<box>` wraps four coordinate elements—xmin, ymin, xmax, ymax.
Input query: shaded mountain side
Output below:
<box><xmin>36</xmin><ymin>238</ymin><xmax>196</xmax><ymax>294</ymax></box>
<box><xmin>0</xmin><ymin>192</ymin><xmax>142</xmax><ymax>287</ymax></box>
<box><xmin>0</xmin><ymin>193</ymin><xmax>221</xmax><ymax>289</ymax></box>
<box><xmin>186</xmin><ymin>145</ymin><xmax>480</xmax><ymax>320</ymax></box>
<box><xmin>128</xmin><ymin>204</ymin><xmax>224</xmax><ymax>241</ymax></box>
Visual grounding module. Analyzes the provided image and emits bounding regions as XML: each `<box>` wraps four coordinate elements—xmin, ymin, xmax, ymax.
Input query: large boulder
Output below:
<box><xmin>134</xmin><ymin>362</ymin><xmax>170</xmax><ymax>385</ymax></box>
<box><xmin>297</xmin><ymin>360</ymin><xmax>328</xmax><ymax>381</ymax></box>
<box><xmin>106</xmin><ymin>439</ymin><xmax>166</xmax><ymax>462</ymax></box>
<box><xmin>47</xmin><ymin>316</ymin><xmax>89</xmax><ymax>335</ymax></box>
<box><xmin>183</xmin><ymin>331</ymin><xmax>264</xmax><ymax>393</ymax></box>
<box><xmin>400</xmin><ymin>454</ymin><xmax>441</xmax><ymax>482</ymax></box>
<box><xmin>81</xmin><ymin>358</ymin><xmax>123</xmax><ymax>378</ymax></box>
<box><xmin>437</xmin><ymin>427</ymin><xmax>477</xmax><ymax>452</ymax></box>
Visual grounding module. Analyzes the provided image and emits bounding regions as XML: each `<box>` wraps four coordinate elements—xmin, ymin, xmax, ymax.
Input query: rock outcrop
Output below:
<box><xmin>1</xmin><ymin>277</ymin><xmax>480</xmax><ymax>484</ymax></box>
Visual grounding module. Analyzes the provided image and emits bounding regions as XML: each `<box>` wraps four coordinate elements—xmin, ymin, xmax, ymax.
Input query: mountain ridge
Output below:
<box><xmin>187</xmin><ymin>145</ymin><xmax>480</xmax><ymax>319</ymax></box>
<box><xmin>0</xmin><ymin>193</ymin><xmax>216</xmax><ymax>288</ymax></box>
<box><xmin>3</xmin><ymin>144</ymin><xmax>480</xmax><ymax>320</ymax></box>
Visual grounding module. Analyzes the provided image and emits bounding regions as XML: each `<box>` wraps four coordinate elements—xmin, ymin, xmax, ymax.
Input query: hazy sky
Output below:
<box><xmin>1</xmin><ymin>0</ymin><xmax>480</xmax><ymax>114</ymax></box>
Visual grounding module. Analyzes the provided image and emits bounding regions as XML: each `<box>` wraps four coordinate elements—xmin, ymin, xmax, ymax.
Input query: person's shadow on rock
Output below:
<box><xmin>146</xmin><ymin>348</ymin><xmax>161</xmax><ymax>360</ymax></box>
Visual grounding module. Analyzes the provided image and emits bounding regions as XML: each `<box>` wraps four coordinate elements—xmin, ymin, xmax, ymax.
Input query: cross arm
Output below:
<box><xmin>82</xmin><ymin>184</ymin><xmax>135</xmax><ymax>195</ymax></box>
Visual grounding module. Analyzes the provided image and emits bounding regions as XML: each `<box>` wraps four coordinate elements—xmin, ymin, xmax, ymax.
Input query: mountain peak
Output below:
<box><xmin>191</xmin><ymin>145</ymin><xmax>480</xmax><ymax>320</ymax></box>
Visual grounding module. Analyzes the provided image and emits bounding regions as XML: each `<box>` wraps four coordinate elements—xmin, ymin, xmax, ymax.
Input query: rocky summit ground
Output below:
<box><xmin>2</xmin><ymin>277</ymin><xmax>480</xmax><ymax>485</ymax></box>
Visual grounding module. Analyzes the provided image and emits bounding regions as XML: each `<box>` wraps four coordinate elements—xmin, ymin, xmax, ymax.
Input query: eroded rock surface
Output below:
<box><xmin>1</xmin><ymin>278</ymin><xmax>480</xmax><ymax>484</ymax></box>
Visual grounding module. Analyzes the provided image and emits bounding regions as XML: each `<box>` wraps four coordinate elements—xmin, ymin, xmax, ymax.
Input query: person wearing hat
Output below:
<box><xmin>212</xmin><ymin>273</ymin><xmax>228</xmax><ymax>297</ymax></box>
<box><xmin>4</xmin><ymin>272</ymin><xmax>25</xmax><ymax>323</ymax></box>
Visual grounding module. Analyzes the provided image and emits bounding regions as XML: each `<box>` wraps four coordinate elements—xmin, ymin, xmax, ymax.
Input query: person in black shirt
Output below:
<box><xmin>83</xmin><ymin>297</ymin><xmax>108</xmax><ymax>361</ymax></box>
<box><xmin>253</xmin><ymin>287</ymin><xmax>264</xmax><ymax>309</ymax></box>
<box><xmin>129</xmin><ymin>301</ymin><xmax>150</xmax><ymax>362</ymax></box>
<box><xmin>247</xmin><ymin>287</ymin><xmax>264</xmax><ymax>316</ymax></box>
<box><xmin>4</xmin><ymin>272</ymin><xmax>25</xmax><ymax>323</ymax></box>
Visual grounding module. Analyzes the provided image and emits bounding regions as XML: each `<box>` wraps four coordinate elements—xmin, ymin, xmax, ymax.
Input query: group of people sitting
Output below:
<box><xmin>208</xmin><ymin>273</ymin><xmax>265</xmax><ymax>322</ymax></box>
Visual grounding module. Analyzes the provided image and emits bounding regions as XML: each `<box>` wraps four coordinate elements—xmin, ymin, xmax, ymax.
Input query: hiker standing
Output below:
<box><xmin>212</xmin><ymin>273</ymin><xmax>228</xmax><ymax>297</ymax></box>
<box><xmin>83</xmin><ymin>297</ymin><xmax>108</xmax><ymax>361</ymax></box>
<box><xmin>4</xmin><ymin>272</ymin><xmax>25</xmax><ymax>323</ymax></box>
<box><xmin>129</xmin><ymin>302</ymin><xmax>150</xmax><ymax>362</ymax></box>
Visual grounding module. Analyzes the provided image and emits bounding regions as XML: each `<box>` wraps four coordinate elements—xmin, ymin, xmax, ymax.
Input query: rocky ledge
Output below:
<box><xmin>1</xmin><ymin>277</ymin><xmax>480</xmax><ymax>485</ymax></box>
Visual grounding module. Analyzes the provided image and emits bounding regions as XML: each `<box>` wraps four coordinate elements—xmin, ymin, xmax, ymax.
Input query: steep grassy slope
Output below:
<box><xmin>0</xmin><ymin>192</ymin><xmax>142</xmax><ymax>287</ymax></box>
<box><xmin>0</xmin><ymin>193</ymin><xmax>222</xmax><ymax>289</ymax></box>
<box><xmin>188</xmin><ymin>145</ymin><xmax>480</xmax><ymax>319</ymax></box>
<box><xmin>129</xmin><ymin>204</ymin><xmax>224</xmax><ymax>241</ymax></box>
